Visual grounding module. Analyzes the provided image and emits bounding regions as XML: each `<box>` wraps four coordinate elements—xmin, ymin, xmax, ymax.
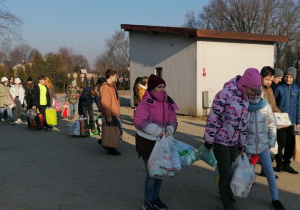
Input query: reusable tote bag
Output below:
<box><xmin>101</xmin><ymin>121</ymin><xmax>120</xmax><ymax>148</ymax></box>
<box><xmin>69</xmin><ymin>121</ymin><xmax>80</xmax><ymax>136</ymax></box>
<box><xmin>294</xmin><ymin>135</ymin><xmax>300</xmax><ymax>162</ymax></box>
<box><xmin>46</xmin><ymin>108</ymin><xmax>57</xmax><ymax>126</ymax></box>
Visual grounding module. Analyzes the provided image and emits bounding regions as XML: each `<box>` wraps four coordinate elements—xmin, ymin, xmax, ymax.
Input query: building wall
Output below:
<box><xmin>196</xmin><ymin>40</ymin><xmax>275</xmax><ymax>115</ymax></box>
<box><xmin>129</xmin><ymin>31</ymin><xmax>198</xmax><ymax>115</ymax></box>
<box><xmin>129</xmin><ymin>31</ymin><xmax>275</xmax><ymax>116</ymax></box>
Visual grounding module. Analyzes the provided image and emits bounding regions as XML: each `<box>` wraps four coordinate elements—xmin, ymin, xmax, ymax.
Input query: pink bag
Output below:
<box><xmin>54</xmin><ymin>101</ymin><xmax>61</xmax><ymax>112</ymax></box>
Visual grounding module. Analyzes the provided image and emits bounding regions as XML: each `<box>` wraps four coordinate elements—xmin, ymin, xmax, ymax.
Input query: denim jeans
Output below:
<box><xmin>0</xmin><ymin>107</ymin><xmax>5</xmax><ymax>120</ymax></box>
<box><xmin>6</xmin><ymin>107</ymin><xmax>13</xmax><ymax>121</ymax></box>
<box><xmin>143</xmin><ymin>159</ymin><xmax>163</xmax><ymax>202</ymax></box>
<box><xmin>69</xmin><ymin>103</ymin><xmax>77</xmax><ymax>117</ymax></box>
<box><xmin>247</xmin><ymin>149</ymin><xmax>279</xmax><ymax>200</ymax></box>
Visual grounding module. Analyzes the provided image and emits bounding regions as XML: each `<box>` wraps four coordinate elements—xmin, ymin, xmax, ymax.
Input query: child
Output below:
<box><xmin>134</xmin><ymin>74</ymin><xmax>178</xmax><ymax>210</ymax></box>
<box><xmin>246</xmin><ymin>87</ymin><xmax>284</xmax><ymax>210</ymax></box>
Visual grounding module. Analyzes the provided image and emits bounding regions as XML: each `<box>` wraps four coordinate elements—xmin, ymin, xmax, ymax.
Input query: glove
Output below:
<box><xmin>238</xmin><ymin>146</ymin><xmax>246</xmax><ymax>153</ymax></box>
<box><xmin>204</xmin><ymin>142</ymin><xmax>213</xmax><ymax>150</ymax></box>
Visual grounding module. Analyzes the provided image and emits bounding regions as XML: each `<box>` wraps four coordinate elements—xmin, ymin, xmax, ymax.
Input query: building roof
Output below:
<box><xmin>121</xmin><ymin>24</ymin><xmax>288</xmax><ymax>43</ymax></box>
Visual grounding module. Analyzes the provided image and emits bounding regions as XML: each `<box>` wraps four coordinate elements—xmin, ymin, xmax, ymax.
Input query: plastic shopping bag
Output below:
<box><xmin>69</xmin><ymin>120</ymin><xmax>80</xmax><ymax>136</ymax></box>
<box><xmin>54</xmin><ymin>101</ymin><xmax>61</xmax><ymax>112</ymax></box>
<box><xmin>148</xmin><ymin>135</ymin><xmax>174</xmax><ymax>179</ymax></box>
<box><xmin>230</xmin><ymin>154</ymin><xmax>256</xmax><ymax>198</ymax></box>
<box><xmin>270</xmin><ymin>141</ymin><xmax>278</xmax><ymax>155</ymax></box>
<box><xmin>196</xmin><ymin>145</ymin><xmax>217</xmax><ymax>168</ymax></box>
<box><xmin>46</xmin><ymin>108</ymin><xmax>57</xmax><ymax>126</ymax></box>
<box><xmin>167</xmin><ymin>137</ymin><xmax>182</xmax><ymax>171</ymax></box>
<box><xmin>26</xmin><ymin>109</ymin><xmax>37</xmax><ymax>120</ymax></box>
<box><xmin>61</xmin><ymin>102</ymin><xmax>69</xmax><ymax>118</ymax></box>
<box><xmin>168</xmin><ymin>137</ymin><xmax>197</xmax><ymax>167</ymax></box>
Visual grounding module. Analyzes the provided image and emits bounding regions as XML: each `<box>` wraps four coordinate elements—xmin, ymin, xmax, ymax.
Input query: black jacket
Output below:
<box><xmin>32</xmin><ymin>84</ymin><xmax>51</xmax><ymax>107</ymax></box>
<box><xmin>78</xmin><ymin>87</ymin><xmax>101</xmax><ymax>115</ymax></box>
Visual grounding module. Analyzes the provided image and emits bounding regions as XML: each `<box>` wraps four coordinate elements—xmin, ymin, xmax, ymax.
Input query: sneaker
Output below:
<box><xmin>143</xmin><ymin>201</ymin><xmax>155</xmax><ymax>210</ymax></box>
<box><xmin>0</xmin><ymin>119</ymin><xmax>5</xmax><ymax>122</ymax></box>
<box><xmin>45</xmin><ymin>126</ymin><xmax>53</xmax><ymax>132</ymax></box>
<box><xmin>282</xmin><ymin>166</ymin><xmax>299</xmax><ymax>174</ymax></box>
<box><xmin>153</xmin><ymin>197</ymin><xmax>168</xmax><ymax>210</ymax></box>
<box><xmin>272</xmin><ymin>200</ymin><xmax>285</xmax><ymax>210</ymax></box>
<box><xmin>107</xmin><ymin>148</ymin><xmax>121</xmax><ymax>155</ymax></box>
<box><xmin>17</xmin><ymin>118</ymin><xmax>22</xmax><ymax>122</ymax></box>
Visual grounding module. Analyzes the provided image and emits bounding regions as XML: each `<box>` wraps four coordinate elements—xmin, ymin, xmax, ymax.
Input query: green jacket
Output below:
<box><xmin>66</xmin><ymin>87</ymin><xmax>79</xmax><ymax>104</ymax></box>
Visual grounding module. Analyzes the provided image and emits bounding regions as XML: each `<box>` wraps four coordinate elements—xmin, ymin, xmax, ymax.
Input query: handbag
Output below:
<box><xmin>101</xmin><ymin>120</ymin><xmax>120</xmax><ymax>148</ymax></box>
<box><xmin>4</xmin><ymin>97</ymin><xmax>16</xmax><ymax>109</ymax></box>
<box><xmin>294</xmin><ymin>135</ymin><xmax>300</xmax><ymax>162</ymax></box>
<box><xmin>196</xmin><ymin>145</ymin><xmax>217</xmax><ymax>168</ymax></box>
<box><xmin>69</xmin><ymin>121</ymin><xmax>80</xmax><ymax>136</ymax></box>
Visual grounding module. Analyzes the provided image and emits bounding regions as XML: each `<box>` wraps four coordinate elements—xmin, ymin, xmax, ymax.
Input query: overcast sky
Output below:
<box><xmin>5</xmin><ymin>0</ymin><xmax>210</xmax><ymax>68</ymax></box>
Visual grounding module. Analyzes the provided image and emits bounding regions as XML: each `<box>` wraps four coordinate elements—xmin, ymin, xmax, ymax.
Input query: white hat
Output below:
<box><xmin>1</xmin><ymin>77</ymin><xmax>8</xmax><ymax>82</ymax></box>
<box><xmin>14</xmin><ymin>78</ymin><xmax>21</xmax><ymax>84</ymax></box>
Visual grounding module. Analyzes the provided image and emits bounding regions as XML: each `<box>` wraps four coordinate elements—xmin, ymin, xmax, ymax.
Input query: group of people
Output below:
<box><xmin>203</xmin><ymin>66</ymin><xmax>300</xmax><ymax>210</ymax></box>
<box><xmin>132</xmin><ymin>67</ymin><xmax>299</xmax><ymax>210</ymax></box>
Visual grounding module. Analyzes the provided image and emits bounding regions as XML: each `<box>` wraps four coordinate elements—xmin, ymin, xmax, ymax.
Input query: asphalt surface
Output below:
<box><xmin>0</xmin><ymin>92</ymin><xmax>299</xmax><ymax>210</ymax></box>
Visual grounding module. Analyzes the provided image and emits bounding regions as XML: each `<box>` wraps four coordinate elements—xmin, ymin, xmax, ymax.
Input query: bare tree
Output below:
<box><xmin>9</xmin><ymin>43</ymin><xmax>36</xmax><ymax>62</ymax></box>
<box><xmin>0</xmin><ymin>0</ymin><xmax>23</xmax><ymax>41</ymax></box>
<box><xmin>184</xmin><ymin>0</ymin><xmax>300</xmax><ymax>68</ymax></box>
<box><xmin>95</xmin><ymin>30</ymin><xmax>129</xmax><ymax>76</ymax></box>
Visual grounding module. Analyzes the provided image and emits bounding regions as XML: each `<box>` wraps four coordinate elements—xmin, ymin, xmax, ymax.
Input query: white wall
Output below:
<box><xmin>129</xmin><ymin>31</ymin><xmax>198</xmax><ymax>115</ymax></box>
<box><xmin>197</xmin><ymin>40</ymin><xmax>275</xmax><ymax>115</ymax></box>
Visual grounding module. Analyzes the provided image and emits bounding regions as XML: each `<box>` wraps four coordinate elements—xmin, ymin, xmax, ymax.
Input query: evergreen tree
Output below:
<box><xmin>82</xmin><ymin>74</ymin><xmax>88</xmax><ymax>88</ymax></box>
<box><xmin>8</xmin><ymin>67</ymin><xmax>14</xmax><ymax>78</ymax></box>
<box><xmin>18</xmin><ymin>69</ymin><xmax>27</xmax><ymax>83</ymax></box>
<box><xmin>31</xmin><ymin>51</ymin><xmax>46</xmax><ymax>82</ymax></box>
<box><xmin>76</xmin><ymin>75</ymin><xmax>82</xmax><ymax>88</ymax></box>
<box><xmin>90</xmin><ymin>76</ymin><xmax>95</xmax><ymax>89</ymax></box>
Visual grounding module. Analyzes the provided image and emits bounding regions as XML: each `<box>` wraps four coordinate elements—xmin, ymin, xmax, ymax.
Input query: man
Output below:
<box><xmin>271</xmin><ymin>68</ymin><xmax>284</xmax><ymax>90</ymax></box>
<box><xmin>274</xmin><ymin>67</ymin><xmax>300</xmax><ymax>174</ymax></box>
<box><xmin>100</xmin><ymin>69</ymin><xmax>122</xmax><ymax>155</ymax></box>
<box><xmin>32</xmin><ymin>75</ymin><xmax>53</xmax><ymax>131</ymax></box>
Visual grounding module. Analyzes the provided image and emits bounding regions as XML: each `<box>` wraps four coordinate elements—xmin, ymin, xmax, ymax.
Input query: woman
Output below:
<box><xmin>0</xmin><ymin>77</ymin><xmax>14</xmax><ymax>124</ymax></box>
<box><xmin>134</xmin><ymin>74</ymin><xmax>178</xmax><ymax>210</ymax></box>
<box><xmin>45</xmin><ymin>77</ymin><xmax>57</xmax><ymax>105</ymax></box>
<box><xmin>138</xmin><ymin>76</ymin><xmax>149</xmax><ymax>103</ymax></box>
<box><xmin>203</xmin><ymin>68</ymin><xmax>261</xmax><ymax>210</ymax></box>
<box><xmin>133</xmin><ymin>76</ymin><xmax>142</xmax><ymax>106</ymax></box>
<box><xmin>24</xmin><ymin>76</ymin><xmax>34</xmax><ymax>110</ymax></box>
<box><xmin>10</xmin><ymin>77</ymin><xmax>25</xmax><ymax>123</ymax></box>
<box><xmin>78</xmin><ymin>87</ymin><xmax>101</xmax><ymax>135</ymax></box>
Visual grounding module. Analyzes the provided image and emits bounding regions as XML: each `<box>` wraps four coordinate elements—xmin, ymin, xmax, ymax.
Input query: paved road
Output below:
<box><xmin>0</xmin><ymin>93</ymin><xmax>299</xmax><ymax>210</ymax></box>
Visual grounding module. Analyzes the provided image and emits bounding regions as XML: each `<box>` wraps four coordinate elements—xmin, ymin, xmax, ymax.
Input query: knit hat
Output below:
<box><xmin>147</xmin><ymin>74</ymin><xmax>166</xmax><ymax>92</ymax></box>
<box><xmin>239</xmin><ymin>68</ymin><xmax>261</xmax><ymax>89</ymax></box>
<box><xmin>1</xmin><ymin>77</ymin><xmax>8</xmax><ymax>82</ymax></box>
<box><xmin>71</xmin><ymin>80</ymin><xmax>77</xmax><ymax>86</ymax></box>
<box><xmin>274</xmin><ymin>68</ymin><xmax>283</xmax><ymax>78</ymax></box>
<box><xmin>27</xmin><ymin>76</ymin><xmax>33</xmax><ymax>81</ymax></box>
<box><xmin>14</xmin><ymin>78</ymin><xmax>21</xmax><ymax>84</ymax></box>
<box><xmin>284</xmin><ymin>67</ymin><xmax>297</xmax><ymax>79</ymax></box>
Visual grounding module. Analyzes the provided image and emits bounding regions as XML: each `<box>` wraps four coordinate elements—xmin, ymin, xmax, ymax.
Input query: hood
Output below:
<box><xmin>83</xmin><ymin>86</ymin><xmax>91</xmax><ymax>92</ymax></box>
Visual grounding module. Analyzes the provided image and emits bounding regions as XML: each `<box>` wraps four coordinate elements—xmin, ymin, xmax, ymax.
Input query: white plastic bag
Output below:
<box><xmin>230</xmin><ymin>154</ymin><xmax>255</xmax><ymax>198</ymax></box>
<box><xmin>69</xmin><ymin>121</ymin><xmax>80</xmax><ymax>136</ymax></box>
<box><xmin>270</xmin><ymin>141</ymin><xmax>278</xmax><ymax>155</ymax></box>
<box><xmin>168</xmin><ymin>136</ymin><xmax>197</xmax><ymax>167</ymax></box>
<box><xmin>148</xmin><ymin>135</ymin><xmax>174</xmax><ymax>179</ymax></box>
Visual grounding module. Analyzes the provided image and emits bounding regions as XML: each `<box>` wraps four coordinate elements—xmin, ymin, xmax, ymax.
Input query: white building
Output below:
<box><xmin>121</xmin><ymin>24</ymin><xmax>287</xmax><ymax>116</ymax></box>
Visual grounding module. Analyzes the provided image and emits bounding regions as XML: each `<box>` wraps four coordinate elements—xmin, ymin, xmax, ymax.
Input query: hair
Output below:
<box><xmin>140</xmin><ymin>76</ymin><xmax>149</xmax><ymax>86</ymax></box>
<box><xmin>38</xmin><ymin>75</ymin><xmax>46</xmax><ymax>80</ymax></box>
<box><xmin>25</xmin><ymin>81</ymin><xmax>34</xmax><ymax>89</ymax></box>
<box><xmin>260</xmin><ymin>66</ymin><xmax>275</xmax><ymax>77</ymax></box>
<box><xmin>89</xmin><ymin>89</ymin><xmax>97</xmax><ymax>97</ymax></box>
<box><xmin>97</xmin><ymin>77</ymin><xmax>107</xmax><ymax>86</ymax></box>
<box><xmin>105</xmin><ymin>69</ymin><xmax>117</xmax><ymax>79</ymax></box>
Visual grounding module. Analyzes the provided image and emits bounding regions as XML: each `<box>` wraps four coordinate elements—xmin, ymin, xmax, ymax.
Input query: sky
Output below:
<box><xmin>5</xmin><ymin>0</ymin><xmax>210</xmax><ymax>68</ymax></box>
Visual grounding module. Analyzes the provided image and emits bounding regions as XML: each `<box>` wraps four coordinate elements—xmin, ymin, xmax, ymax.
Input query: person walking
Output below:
<box><xmin>10</xmin><ymin>78</ymin><xmax>25</xmax><ymax>123</ymax></box>
<box><xmin>133</xmin><ymin>77</ymin><xmax>142</xmax><ymax>106</ymax></box>
<box><xmin>100</xmin><ymin>69</ymin><xmax>122</xmax><ymax>155</ymax></box>
<box><xmin>66</xmin><ymin>80</ymin><xmax>81</xmax><ymax>120</ymax></box>
<box><xmin>134</xmin><ymin>74</ymin><xmax>178</xmax><ymax>210</ymax></box>
<box><xmin>274</xmin><ymin>67</ymin><xmax>300</xmax><ymax>174</ymax></box>
<box><xmin>32</xmin><ymin>75</ymin><xmax>53</xmax><ymax>131</ymax></box>
<box><xmin>78</xmin><ymin>87</ymin><xmax>101</xmax><ymax>135</ymax></box>
<box><xmin>246</xmin><ymin>86</ymin><xmax>285</xmax><ymax>210</ymax></box>
<box><xmin>0</xmin><ymin>77</ymin><xmax>14</xmax><ymax>124</ymax></box>
<box><xmin>203</xmin><ymin>68</ymin><xmax>261</xmax><ymax>210</ymax></box>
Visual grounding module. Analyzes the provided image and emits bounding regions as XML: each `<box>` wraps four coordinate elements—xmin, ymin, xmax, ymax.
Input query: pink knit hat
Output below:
<box><xmin>239</xmin><ymin>68</ymin><xmax>261</xmax><ymax>89</ymax></box>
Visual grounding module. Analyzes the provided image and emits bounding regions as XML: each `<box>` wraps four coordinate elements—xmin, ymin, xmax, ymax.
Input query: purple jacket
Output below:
<box><xmin>204</xmin><ymin>76</ymin><xmax>249</xmax><ymax>147</ymax></box>
<box><xmin>134</xmin><ymin>90</ymin><xmax>178</xmax><ymax>140</ymax></box>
